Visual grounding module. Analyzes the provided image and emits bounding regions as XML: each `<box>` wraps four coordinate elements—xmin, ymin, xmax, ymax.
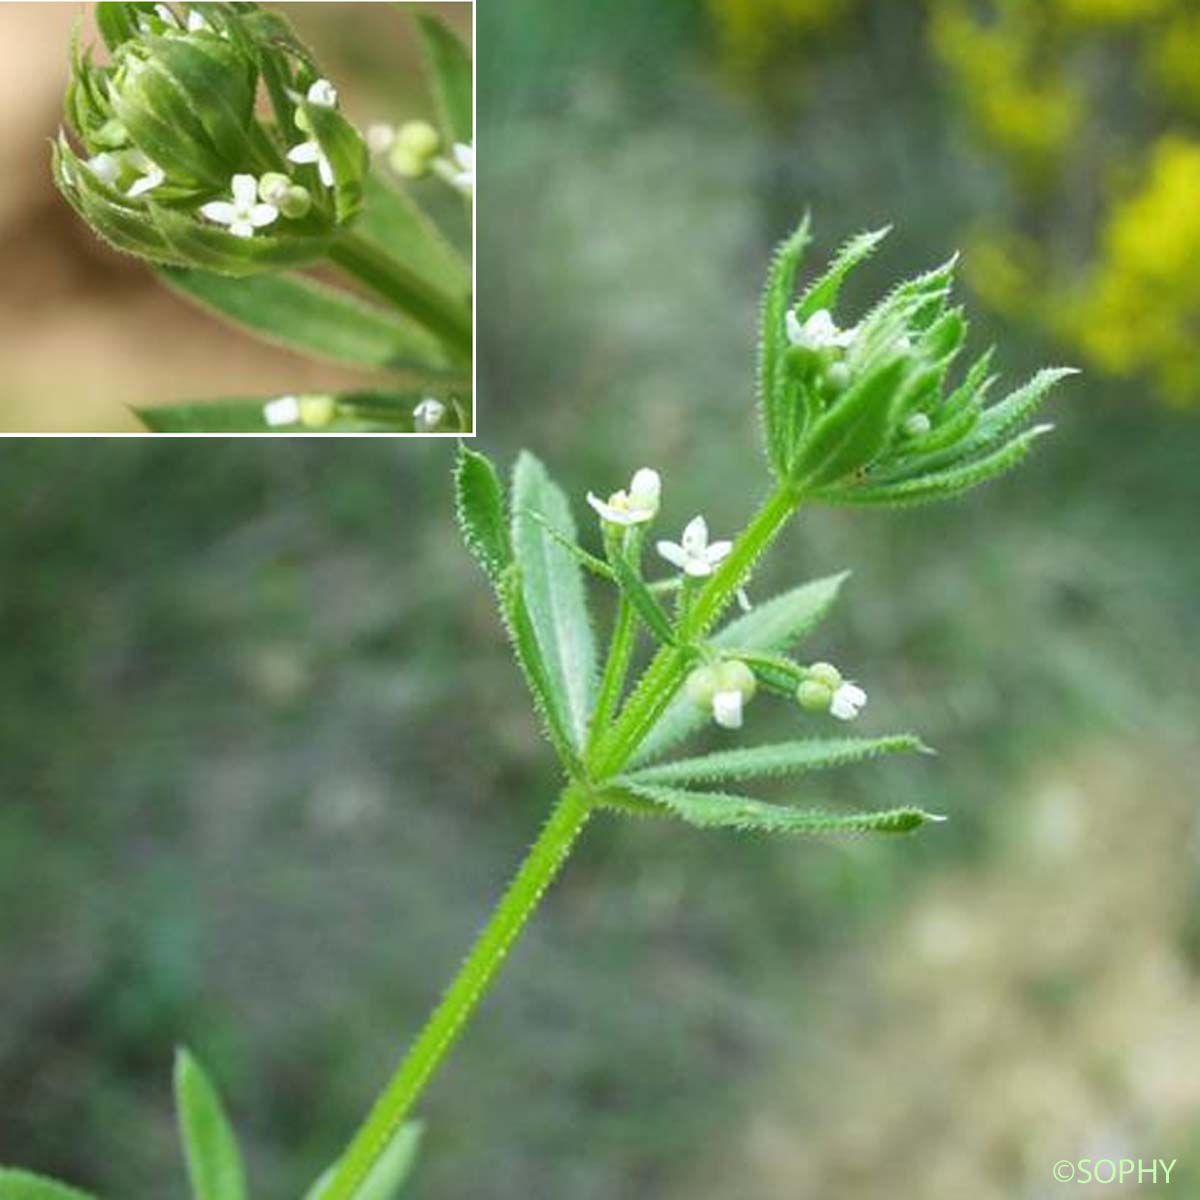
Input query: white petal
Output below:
<box><xmin>830</xmin><ymin>683</ymin><xmax>867</xmax><ymax>720</ymax></box>
<box><xmin>704</xmin><ymin>540</ymin><xmax>732</xmax><ymax>565</ymax></box>
<box><xmin>656</xmin><ymin>541</ymin><xmax>688</xmax><ymax>570</ymax></box>
<box><xmin>785</xmin><ymin>309</ymin><xmax>804</xmax><ymax>345</ymax></box>
<box><xmin>249</xmin><ymin>203</ymin><xmax>279</xmax><ymax>228</ymax></box>
<box><xmin>199</xmin><ymin>201</ymin><xmax>237</xmax><ymax>225</ymax></box>
<box><xmin>413</xmin><ymin>398</ymin><xmax>446</xmax><ymax>432</ymax></box>
<box><xmin>736</xmin><ymin>587</ymin><xmax>752</xmax><ymax>613</ymax></box>
<box><xmin>126</xmin><ymin>173</ymin><xmax>161</xmax><ymax>198</ymax></box>
<box><xmin>683</xmin><ymin>557</ymin><xmax>715</xmax><ymax>578</ymax></box>
<box><xmin>87</xmin><ymin>153</ymin><xmax>120</xmax><ymax>185</ymax></box>
<box><xmin>587</xmin><ymin>493</ymin><xmax>628</xmax><ymax>525</ymax></box>
<box><xmin>229</xmin><ymin>221</ymin><xmax>254</xmax><ymax>238</ymax></box>
<box><xmin>454</xmin><ymin>142</ymin><xmax>473</xmax><ymax>171</ymax></box>
<box><xmin>288</xmin><ymin>142</ymin><xmax>319</xmax><ymax>165</ymax></box>
<box><xmin>712</xmin><ymin>690</ymin><xmax>743</xmax><ymax>730</ymax></box>
<box><xmin>680</xmin><ymin>515</ymin><xmax>708</xmax><ymax>555</ymax></box>
<box><xmin>841</xmin><ymin>683</ymin><xmax>867</xmax><ymax>707</ymax></box>
<box><xmin>806</xmin><ymin>310</ymin><xmax>837</xmax><ymax>344</ymax></box>
<box><xmin>264</xmin><ymin>396</ymin><xmax>300</xmax><ymax>426</ymax></box>
<box><xmin>317</xmin><ymin>154</ymin><xmax>335</xmax><ymax>188</ymax></box>
<box><xmin>231</xmin><ymin>174</ymin><xmax>258</xmax><ymax>206</ymax></box>
<box><xmin>629</xmin><ymin>467</ymin><xmax>660</xmax><ymax>506</ymax></box>
<box><xmin>307</xmin><ymin>78</ymin><xmax>339</xmax><ymax>108</ymax></box>
<box><xmin>187</xmin><ymin>11</ymin><xmax>210</xmax><ymax>32</ymax></box>
<box><xmin>155</xmin><ymin>4</ymin><xmax>180</xmax><ymax>26</ymax></box>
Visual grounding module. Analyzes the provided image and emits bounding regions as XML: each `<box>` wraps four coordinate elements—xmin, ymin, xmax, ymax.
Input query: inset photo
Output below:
<box><xmin>2</xmin><ymin>2</ymin><xmax>472</xmax><ymax>434</ymax></box>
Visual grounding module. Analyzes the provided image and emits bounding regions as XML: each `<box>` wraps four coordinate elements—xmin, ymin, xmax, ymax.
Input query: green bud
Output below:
<box><xmin>796</xmin><ymin>680</ymin><xmax>833</xmax><ymax>712</ymax></box>
<box><xmin>715</xmin><ymin>659</ymin><xmax>757</xmax><ymax>701</ymax></box>
<box><xmin>685</xmin><ymin>665</ymin><xmax>719</xmax><ymax>710</ymax></box>
<box><xmin>397</xmin><ymin>120</ymin><xmax>441</xmax><ymax>161</ymax></box>
<box><xmin>902</xmin><ymin>412</ymin><xmax>932</xmax><ymax>438</ymax></box>
<box><xmin>300</xmin><ymin>395</ymin><xmax>337</xmax><ymax>429</ymax></box>
<box><xmin>825</xmin><ymin>362</ymin><xmax>852</xmax><ymax>394</ymax></box>
<box><xmin>53</xmin><ymin>2</ymin><xmax>367</xmax><ymax>276</ymax></box>
<box><xmin>389</xmin><ymin>145</ymin><xmax>430</xmax><ymax>180</ymax></box>
<box><xmin>806</xmin><ymin>661</ymin><xmax>842</xmax><ymax>690</ymax></box>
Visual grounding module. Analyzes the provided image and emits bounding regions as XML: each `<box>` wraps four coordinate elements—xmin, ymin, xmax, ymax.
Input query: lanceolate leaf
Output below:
<box><xmin>834</xmin><ymin>424</ymin><xmax>1054</xmax><ymax>507</ymax></box>
<box><xmin>174</xmin><ymin>1048</ymin><xmax>248</xmax><ymax>1200</ymax></box>
<box><xmin>796</xmin><ymin>225</ymin><xmax>890</xmax><ymax>320</ymax></box>
<box><xmin>360</xmin><ymin>174</ymin><xmax>470</xmax><ymax>301</ymax></box>
<box><xmin>609</xmin><ymin>553</ymin><xmax>676</xmax><ymax>645</ymax></box>
<box><xmin>159</xmin><ymin>268</ymin><xmax>454</xmax><ymax>375</ymax></box>
<box><xmin>0</xmin><ymin>1170</ymin><xmax>96</xmax><ymax>1200</ymax></box>
<box><xmin>622</xmin><ymin>734</ymin><xmax>927</xmax><ymax>787</ymax></box>
<box><xmin>633</xmin><ymin>571</ymin><xmax>849</xmax><ymax>765</ymax></box>
<box><xmin>758</xmin><ymin>216</ymin><xmax>812</xmax><ymax>477</ymax></box>
<box><xmin>511</xmin><ymin>453</ymin><xmax>597</xmax><ymax>749</ymax></box>
<box><xmin>455</xmin><ymin>445</ymin><xmax>512</xmax><ymax>586</ymax></box>
<box><xmin>416</xmin><ymin>15</ymin><xmax>472</xmax><ymax>146</ymax></box>
<box><xmin>620</xmin><ymin>782</ymin><xmax>941</xmax><ymax>836</ymax></box>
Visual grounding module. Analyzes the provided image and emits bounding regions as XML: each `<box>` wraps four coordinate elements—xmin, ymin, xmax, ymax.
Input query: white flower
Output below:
<box><xmin>86</xmin><ymin>152</ymin><xmax>121</xmax><ymax>186</ymax></box>
<box><xmin>125</xmin><ymin>150</ymin><xmax>165</xmax><ymax>198</ymax></box>
<box><xmin>830</xmin><ymin>682</ymin><xmax>868</xmax><ymax>721</ymax></box>
<box><xmin>287</xmin><ymin>139</ymin><xmax>335</xmax><ymax>189</ymax></box>
<box><xmin>200</xmin><ymin>174</ymin><xmax>279</xmax><ymax>238</ymax></box>
<box><xmin>263</xmin><ymin>395</ymin><xmax>300</xmax><ymax>427</ymax></box>
<box><xmin>450</xmin><ymin>142</ymin><xmax>473</xmax><ymax>195</ymax></box>
<box><xmin>785</xmin><ymin>307</ymin><xmax>856</xmax><ymax>351</ymax></box>
<box><xmin>307</xmin><ymin>78</ymin><xmax>339</xmax><ymax>109</ymax></box>
<box><xmin>712</xmin><ymin>689</ymin><xmax>744</xmax><ymax>730</ymax></box>
<box><xmin>413</xmin><ymin>397</ymin><xmax>446</xmax><ymax>433</ymax></box>
<box><xmin>587</xmin><ymin>467</ymin><xmax>661</xmax><ymax>527</ymax></box>
<box><xmin>657</xmin><ymin>515</ymin><xmax>731</xmax><ymax>578</ymax></box>
<box><xmin>186</xmin><ymin>10</ymin><xmax>211</xmax><ymax>32</ymax></box>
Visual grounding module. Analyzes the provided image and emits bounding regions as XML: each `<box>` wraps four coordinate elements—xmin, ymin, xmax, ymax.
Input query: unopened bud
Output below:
<box><xmin>903</xmin><ymin>412</ymin><xmax>932</xmax><ymax>438</ymax></box>
<box><xmin>300</xmin><ymin>395</ymin><xmax>337</xmax><ymax>429</ymax></box>
<box><xmin>413</xmin><ymin>397</ymin><xmax>447</xmax><ymax>433</ymax></box>
<box><xmin>796</xmin><ymin>680</ymin><xmax>833</xmax><ymax>712</ymax></box>
<box><xmin>398</xmin><ymin>120</ymin><xmax>441</xmax><ymax>159</ymax></box>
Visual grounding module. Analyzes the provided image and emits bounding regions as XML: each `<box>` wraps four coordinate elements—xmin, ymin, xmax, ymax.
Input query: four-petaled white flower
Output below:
<box><xmin>288</xmin><ymin>139</ymin><xmax>335</xmax><ymax>189</ymax></box>
<box><xmin>263</xmin><ymin>396</ymin><xmax>300</xmax><ymax>427</ymax></box>
<box><xmin>657</xmin><ymin>515</ymin><xmax>731</xmax><ymax>577</ymax></box>
<box><xmin>450</xmin><ymin>142</ymin><xmax>473</xmax><ymax>195</ymax></box>
<box><xmin>830</xmin><ymin>682</ymin><xmax>868</xmax><ymax>721</ymax></box>
<box><xmin>785</xmin><ymin>307</ymin><xmax>856</xmax><ymax>351</ymax></box>
<box><xmin>200</xmin><ymin>174</ymin><xmax>279</xmax><ymax>238</ymax></box>
<box><xmin>587</xmin><ymin>467</ymin><xmax>661</xmax><ymax>527</ymax></box>
<box><xmin>306</xmin><ymin>78</ymin><xmax>339</xmax><ymax>109</ymax></box>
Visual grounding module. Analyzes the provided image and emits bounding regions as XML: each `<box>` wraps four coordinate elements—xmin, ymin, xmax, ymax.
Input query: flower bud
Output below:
<box><xmin>389</xmin><ymin>120</ymin><xmax>441</xmax><ymax>178</ymax></box>
<box><xmin>413</xmin><ymin>397</ymin><xmax>447</xmax><ymax>433</ymax></box>
<box><xmin>54</xmin><ymin>3</ymin><xmax>366</xmax><ymax>276</ymax></box>
<box><xmin>796</xmin><ymin>680</ymin><xmax>834</xmax><ymax>712</ymax></box>
<box><xmin>300</xmin><ymin>394</ymin><xmax>337</xmax><ymax>429</ymax></box>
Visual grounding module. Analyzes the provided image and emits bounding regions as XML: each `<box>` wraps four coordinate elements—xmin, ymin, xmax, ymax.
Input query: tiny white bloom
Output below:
<box><xmin>367</xmin><ymin>123</ymin><xmax>396</xmax><ymax>155</ymax></box>
<box><xmin>86</xmin><ymin>152</ymin><xmax>122</xmax><ymax>186</ymax></box>
<box><xmin>586</xmin><ymin>467</ymin><xmax>661</xmax><ymax>526</ymax></box>
<box><xmin>711</xmin><ymin>690</ymin><xmax>744</xmax><ymax>730</ymax></box>
<box><xmin>413</xmin><ymin>397</ymin><xmax>447</xmax><ymax>433</ymax></box>
<box><xmin>264</xmin><ymin>395</ymin><xmax>300</xmax><ymax>427</ymax></box>
<box><xmin>785</xmin><ymin>307</ymin><xmax>856</xmax><ymax>351</ymax></box>
<box><xmin>186</xmin><ymin>10</ymin><xmax>210</xmax><ymax>32</ymax></box>
<box><xmin>200</xmin><ymin>173</ymin><xmax>279</xmax><ymax>238</ymax></box>
<box><xmin>307</xmin><ymin>78</ymin><xmax>339</xmax><ymax>109</ymax></box>
<box><xmin>125</xmin><ymin>150</ymin><xmax>165</xmax><ymax>198</ymax></box>
<box><xmin>656</xmin><ymin>515</ymin><xmax>731</xmax><ymax>578</ymax></box>
<box><xmin>830</xmin><ymin>682</ymin><xmax>868</xmax><ymax>721</ymax></box>
<box><xmin>450</xmin><ymin>142</ymin><xmax>473</xmax><ymax>195</ymax></box>
<box><xmin>288</xmin><ymin>139</ymin><xmax>335</xmax><ymax>189</ymax></box>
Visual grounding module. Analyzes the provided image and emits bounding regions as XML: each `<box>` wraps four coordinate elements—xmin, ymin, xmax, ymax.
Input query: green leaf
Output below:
<box><xmin>793</xmin><ymin>357</ymin><xmax>907</xmax><ymax>488</ymax></box>
<box><xmin>609</xmin><ymin>552</ymin><xmax>676</xmax><ymax>645</ymax></box>
<box><xmin>159</xmin><ymin>268</ymin><xmax>454</xmax><ymax>375</ymax></box>
<box><xmin>527</xmin><ymin>512</ymin><xmax>616</xmax><ymax>582</ymax></box>
<box><xmin>306</xmin><ymin>1122</ymin><xmax>424</xmax><ymax>1200</ymax></box>
<box><xmin>303</xmin><ymin>98</ymin><xmax>368</xmax><ymax>224</ymax></box>
<box><xmin>758</xmin><ymin>216</ymin><xmax>812</xmax><ymax>477</ymax></box>
<box><xmin>361</xmin><ymin>173</ymin><xmax>470</xmax><ymax>301</ymax></box>
<box><xmin>623</xmin><ymin>734</ymin><xmax>928</xmax><ymax>787</ymax></box>
<box><xmin>174</xmin><ymin>1048</ymin><xmax>248</xmax><ymax>1200</ymax></box>
<box><xmin>511</xmin><ymin>453</ymin><xmax>597</xmax><ymax>748</ymax></box>
<box><xmin>634</xmin><ymin>571</ymin><xmax>849</xmax><ymax>765</ymax></box>
<box><xmin>135</xmin><ymin>391</ymin><xmax>455</xmax><ymax>433</ymax></box>
<box><xmin>838</xmin><ymin>424</ymin><xmax>1054</xmax><ymax>507</ymax></box>
<box><xmin>416</xmin><ymin>15</ymin><xmax>473</xmax><ymax>145</ymax></box>
<box><xmin>619</xmin><ymin>782</ymin><xmax>943</xmax><ymax>836</ymax></box>
<box><xmin>0</xmin><ymin>1170</ymin><xmax>96</xmax><ymax>1200</ymax></box>
<box><xmin>455</xmin><ymin>445</ymin><xmax>512</xmax><ymax>586</ymax></box>
<box><xmin>796</xmin><ymin>225</ymin><xmax>890</xmax><ymax>320</ymax></box>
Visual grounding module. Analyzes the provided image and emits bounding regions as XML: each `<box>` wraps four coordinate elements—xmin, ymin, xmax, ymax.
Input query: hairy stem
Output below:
<box><xmin>322</xmin><ymin>784</ymin><xmax>592</xmax><ymax>1200</ymax></box>
<box><xmin>330</xmin><ymin>231</ymin><xmax>472</xmax><ymax>360</ymax></box>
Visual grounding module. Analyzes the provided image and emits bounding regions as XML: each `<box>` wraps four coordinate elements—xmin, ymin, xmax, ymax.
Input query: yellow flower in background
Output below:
<box><xmin>1144</xmin><ymin>10</ymin><xmax>1200</xmax><ymax>113</ymax></box>
<box><xmin>1071</xmin><ymin>136</ymin><xmax>1200</xmax><ymax>405</ymax></box>
<box><xmin>708</xmin><ymin>0</ymin><xmax>852</xmax><ymax>77</ymax></box>
<box><xmin>1053</xmin><ymin>0</ymin><xmax>1172</xmax><ymax>26</ymax></box>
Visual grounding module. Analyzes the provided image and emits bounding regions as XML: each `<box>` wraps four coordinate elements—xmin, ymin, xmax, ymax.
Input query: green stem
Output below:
<box><xmin>587</xmin><ymin>596</ymin><xmax>637</xmax><ymax>750</ymax></box>
<box><xmin>330</xmin><ymin>231</ymin><xmax>472</xmax><ymax>360</ymax></box>
<box><xmin>322</xmin><ymin>784</ymin><xmax>593</xmax><ymax>1200</ymax></box>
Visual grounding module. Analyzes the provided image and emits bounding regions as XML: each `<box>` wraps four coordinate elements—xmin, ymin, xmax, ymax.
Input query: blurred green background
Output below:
<box><xmin>5</xmin><ymin>1</ymin><xmax>1200</xmax><ymax>1198</ymax></box>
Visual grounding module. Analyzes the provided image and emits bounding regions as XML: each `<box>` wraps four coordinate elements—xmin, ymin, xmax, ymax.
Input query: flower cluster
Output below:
<box><xmin>53</xmin><ymin>2</ymin><xmax>367</xmax><ymax>275</ymax></box>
